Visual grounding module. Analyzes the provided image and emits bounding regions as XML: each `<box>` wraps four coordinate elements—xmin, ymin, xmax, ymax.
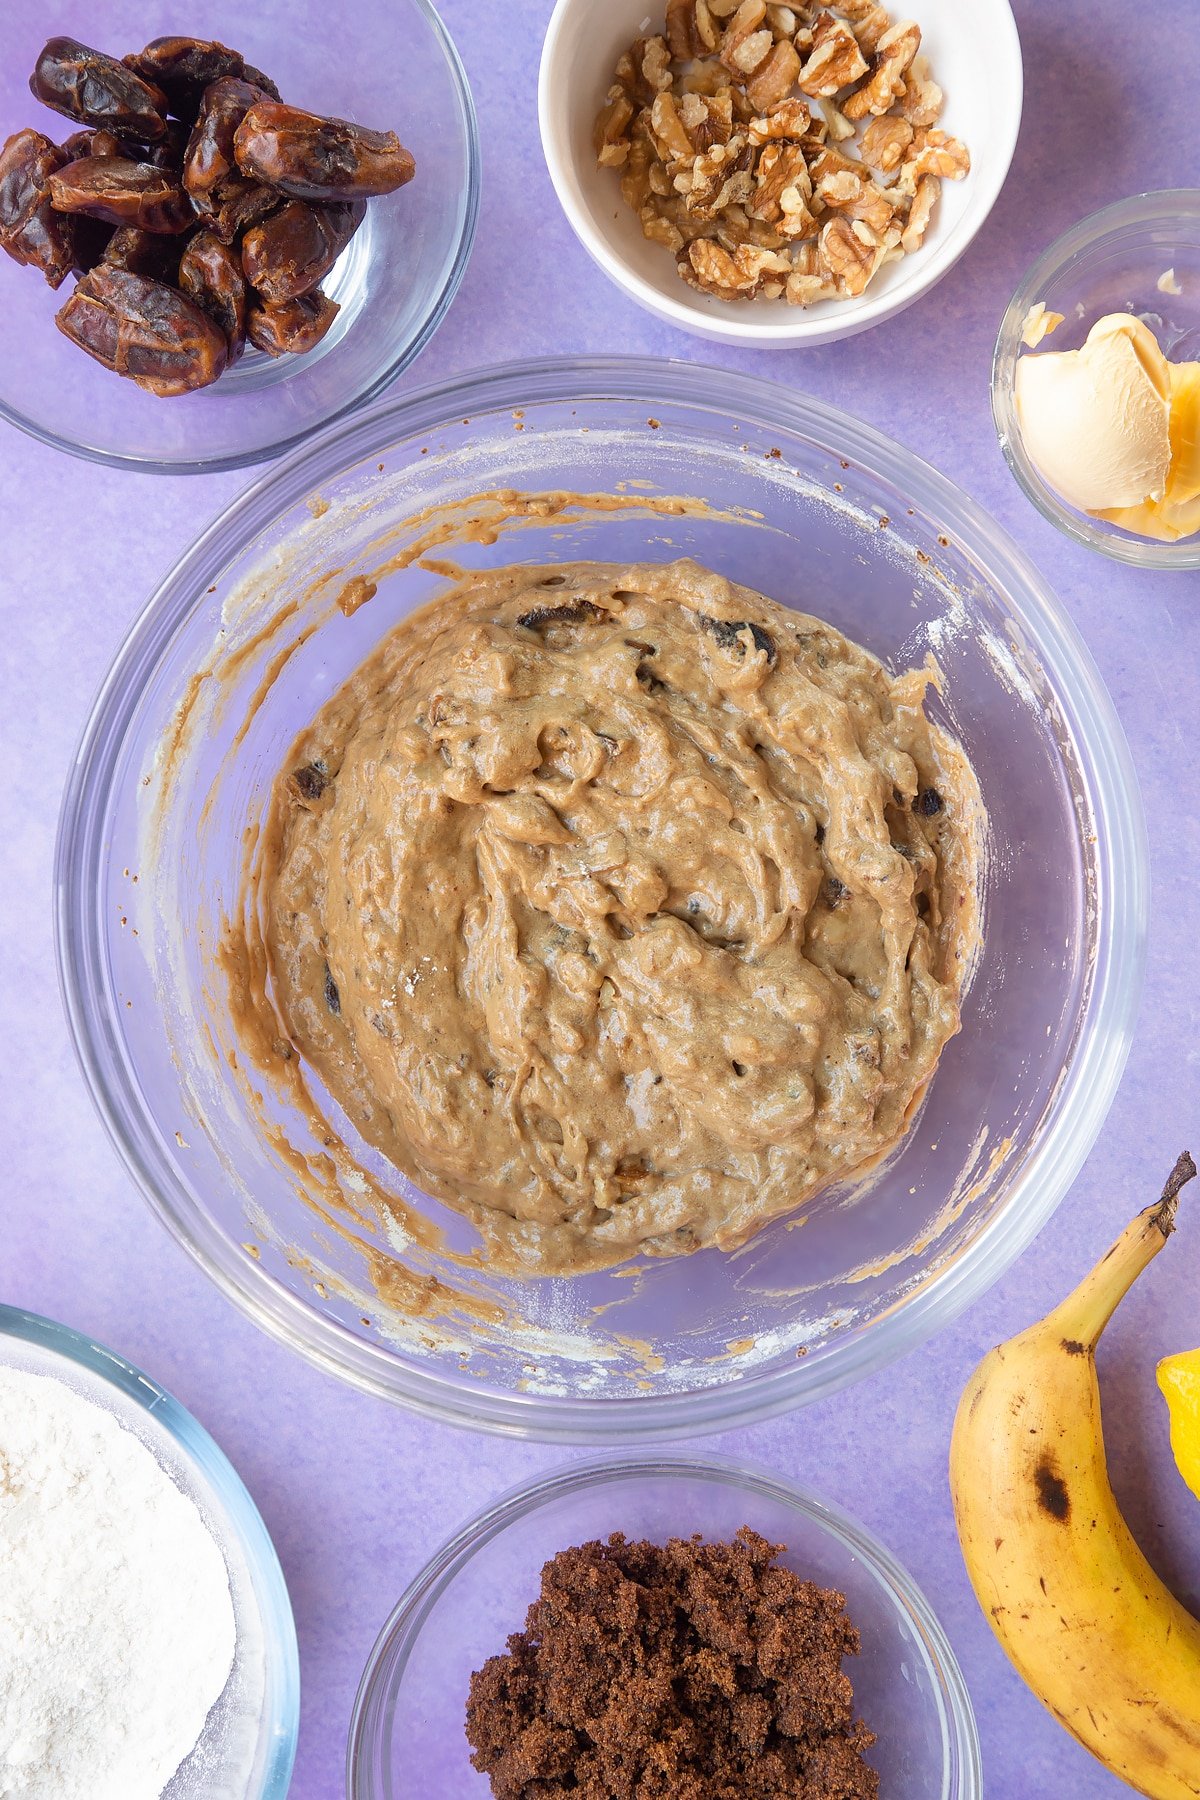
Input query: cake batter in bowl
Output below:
<box><xmin>56</xmin><ymin>357</ymin><xmax>1146</xmax><ymax>1439</ymax></box>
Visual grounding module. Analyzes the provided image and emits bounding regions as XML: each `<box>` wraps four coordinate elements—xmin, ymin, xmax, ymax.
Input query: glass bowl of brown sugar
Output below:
<box><xmin>347</xmin><ymin>1453</ymin><xmax>981</xmax><ymax>1799</ymax></box>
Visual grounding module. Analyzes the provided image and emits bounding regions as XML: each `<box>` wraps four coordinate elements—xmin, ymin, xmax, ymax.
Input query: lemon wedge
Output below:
<box><xmin>1158</xmin><ymin>1348</ymin><xmax>1200</xmax><ymax>1501</ymax></box>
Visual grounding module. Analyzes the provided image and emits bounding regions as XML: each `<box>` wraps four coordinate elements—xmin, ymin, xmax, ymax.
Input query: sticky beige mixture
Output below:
<box><xmin>246</xmin><ymin>559</ymin><xmax>980</xmax><ymax>1275</ymax></box>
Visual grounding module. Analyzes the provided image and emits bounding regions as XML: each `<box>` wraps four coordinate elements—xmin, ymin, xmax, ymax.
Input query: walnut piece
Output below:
<box><xmin>897</xmin><ymin>53</ymin><xmax>943</xmax><ymax>126</ymax></box>
<box><xmin>720</xmin><ymin>1</ymin><xmax>772</xmax><ymax>76</ymax></box>
<box><xmin>594</xmin><ymin>92</ymin><xmax>635</xmax><ymax>168</ymax></box>
<box><xmin>819</xmin><ymin>214</ymin><xmax>878</xmax><ymax>294</ymax></box>
<box><xmin>746</xmin><ymin>39</ymin><xmax>803</xmax><ymax>110</ymax></box>
<box><xmin>859</xmin><ymin>113</ymin><xmax>913</xmax><ymax>173</ymax></box>
<box><xmin>902</xmin><ymin>127</ymin><xmax>970</xmax><ymax>183</ymax></box>
<box><xmin>749</xmin><ymin>141</ymin><xmax>818</xmax><ymax>237</ymax></box>
<box><xmin>681</xmin><ymin>236</ymin><xmax>791</xmax><ymax>297</ymax></box>
<box><xmin>797</xmin><ymin>13</ymin><xmax>870</xmax><ymax>97</ymax></box>
<box><xmin>835</xmin><ymin>0</ymin><xmax>893</xmax><ymax>52</ymax></box>
<box><xmin>815</xmin><ymin>162</ymin><xmax>897</xmax><ymax>232</ymax></box>
<box><xmin>666</xmin><ymin>0</ymin><xmax>722</xmax><ymax>57</ymax></box>
<box><xmin>842</xmin><ymin>19</ymin><xmax>921</xmax><ymax>120</ymax></box>
<box><xmin>595</xmin><ymin>0</ymin><xmax>969</xmax><ymax>308</ymax></box>
<box><xmin>747</xmin><ymin>97</ymin><xmax>814</xmax><ymax>143</ymax></box>
<box><xmin>681</xmin><ymin>138</ymin><xmax>755</xmax><ymax>215</ymax></box>
<box><xmin>899</xmin><ymin>173</ymin><xmax>938</xmax><ymax>251</ymax></box>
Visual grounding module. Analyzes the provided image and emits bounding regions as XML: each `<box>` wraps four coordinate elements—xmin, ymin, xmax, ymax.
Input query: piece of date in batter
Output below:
<box><xmin>245</xmin><ymin>559</ymin><xmax>982</xmax><ymax>1275</ymax></box>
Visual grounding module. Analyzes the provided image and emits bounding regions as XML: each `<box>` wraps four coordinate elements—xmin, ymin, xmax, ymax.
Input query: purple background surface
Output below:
<box><xmin>2</xmin><ymin>2</ymin><xmax>1199</xmax><ymax>1796</ymax></box>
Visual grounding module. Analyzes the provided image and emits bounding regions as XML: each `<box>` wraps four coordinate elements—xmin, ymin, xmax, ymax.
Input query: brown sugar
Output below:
<box><xmin>465</xmin><ymin>1527</ymin><xmax>879</xmax><ymax>1800</ymax></box>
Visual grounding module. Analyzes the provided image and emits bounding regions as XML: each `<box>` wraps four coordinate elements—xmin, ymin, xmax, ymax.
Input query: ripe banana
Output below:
<box><xmin>950</xmin><ymin>1151</ymin><xmax>1200</xmax><ymax>1799</ymax></box>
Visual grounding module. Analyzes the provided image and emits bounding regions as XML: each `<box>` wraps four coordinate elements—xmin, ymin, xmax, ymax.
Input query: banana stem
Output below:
<box><xmin>1045</xmin><ymin>1151</ymin><xmax>1196</xmax><ymax>1351</ymax></box>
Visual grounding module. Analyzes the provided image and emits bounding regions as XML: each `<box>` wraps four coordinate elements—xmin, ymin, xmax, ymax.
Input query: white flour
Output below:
<box><xmin>0</xmin><ymin>1367</ymin><xmax>237</xmax><ymax>1800</ymax></box>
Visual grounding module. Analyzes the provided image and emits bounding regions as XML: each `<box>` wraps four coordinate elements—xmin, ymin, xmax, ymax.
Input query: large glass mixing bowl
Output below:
<box><xmin>56</xmin><ymin>357</ymin><xmax>1147</xmax><ymax>1440</ymax></box>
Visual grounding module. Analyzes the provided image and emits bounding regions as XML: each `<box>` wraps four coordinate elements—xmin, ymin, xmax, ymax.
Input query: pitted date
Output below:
<box><xmin>210</xmin><ymin>178</ymin><xmax>276</xmax><ymax>244</ymax></box>
<box><xmin>178</xmin><ymin>229</ymin><xmax>247</xmax><ymax>354</ymax></box>
<box><xmin>60</xmin><ymin>127</ymin><xmax>127</xmax><ymax>161</ymax></box>
<box><xmin>247</xmin><ymin>287</ymin><xmax>338</xmax><ymax>356</ymax></box>
<box><xmin>241</xmin><ymin>199</ymin><xmax>363</xmax><ymax>304</ymax></box>
<box><xmin>143</xmin><ymin>119</ymin><xmax>190</xmax><ymax>173</ymax></box>
<box><xmin>48</xmin><ymin>157</ymin><xmax>194</xmax><ymax>233</ymax></box>
<box><xmin>124</xmin><ymin>37</ymin><xmax>251</xmax><ymax>119</ymax></box>
<box><xmin>30</xmin><ymin>37</ymin><xmax>167</xmax><ymax>142</ymax></box>
<box><xmin>56</xmin><ymin>264</ymin><xmax>227</xmax><ymax>394</ymax></box>
<box><xmin>0</xmin><ymin>128</ymin><xmax>76</xmax><ymax>287</ymax></box>
<box><xmin>103</xmin><ymin>223</ymin><xmax>184</xmax><ymax>283</ymax></box>
<box><xmin>242</xmin><ymin>65</ymin><xmax>281</xmax><ymax>101</ymax></box>
<box><xmin>184</xmin><ymin>77</ymin><xmax>271</xmax><ymax>203</ymax></box>
<box><xmin>234</xmin><ymin>102</ymin><xmax>415</xmax><ymax>201</ymax></box>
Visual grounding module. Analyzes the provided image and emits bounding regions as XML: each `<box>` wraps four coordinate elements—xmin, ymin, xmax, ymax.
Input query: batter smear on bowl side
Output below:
<box><xmin>245</xmin><ymin>558</ymin><xmax>981</xmax><ymax>1275</ymax></box>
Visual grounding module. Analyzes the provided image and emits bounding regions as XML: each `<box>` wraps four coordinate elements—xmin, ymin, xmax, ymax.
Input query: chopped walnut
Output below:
<box><xmin>746</xmin><ymin>39</ymin><xmax>803</xmax><ymax>109</ymax></box>
<box><xmin>897</xmin><ymin>53</ymin><xmax>943</xmax><ymax>125</ymax></box>
<box><xmin>766</xmin><ymin>4</ymin><xmax>800</xmax><ymax>35</ymax></box>
<box><xmin>902</xmin><ymin>127</ymin><xmax>970</xmax><ymax>183</ymax></box>
<box><xmin>617</xmin><ymin>37</ymin><xmax>676</xmax><ymax>107</ymax></box>
<box><xmin>679</xmin><ymin>88</ymin><xmax>736</xmax><ymax>148</ymax></box>
<box><xmin>681</xmin><ymin>237</ymin><xmax>791</xmax><ymax>297</ymax></box>
<box><xmin>680</xmin><ymin>138</ymin><xmax>756</xmax><ymax>215</ymax></box>
<box><xmin>859</xmin><ymin>113</ymin><xmax>913</xmax><ymax>173</ymax></box>
<box><xmin>819</xmin><ymin>214</ymin><xmax>878</xmax><ymax>293</ymax></box>
<box><xmin>596</xmin><ymin>0</ymin><xmax>968</xmax><ymax>307</ymax></box>
<box><xmin>748</xmin><ymin>97</ymin><xmax>814</xmax><ymax>142</ymax></box>
<box><xmin>679</xmin><ymin>59</ymin><xmax>734</xmax><ymax>96</ymax></box>
<box><xmin>620</xmin><ymin>137</ymin><xmax>654</xmax><ymax>211</ymax></box>
<box><xmin>594</xmin><ymin>92</ymin><xmax>635</xmax><ymax>168</ymax></box>
<box><xmin>808</xmin><ymin>142</ymin><xmax>864</xmax><ymax>184</ymax></box>
<box><xmin>835</xmin><ymin>0</ymin><xmax>893</xmax><ymax>49</ymax></box>
<box><xmin>814</xmin><ymin>163</ymin><xmax>897</xmax><ymax>232</ymax></box>
<box><xmin>819</xmin><ymin>98</ymin><xmax>857</xmax><ymax>141</ymax></box>
<box><xmin>720</xmin><ymin>1</ymin><xmax>773</xmax><ymax>76</ymax></box>
<box><xmin>842</xmin><ymin>19</ymin><xmax>921</xmax><ymax>120</ymax></box>
<box><xmin>666</xmin><ymin>0</ymin><xmax>722</xmax><ymax>56</ymax></box>
<box><xmin>797</xmin><ymin>13</ymin><xmax>869</xmax><ymax>96</ymax></box>
<box><xmin>899</xmin><ymin>173</ymin><xmax>938</xmax><ymax>251</ymax></box>
<box><xmin>643</xmin><ymin>208</ymin><xmax>685</xmax><ymax>251</ymax></box>
<box><xmin>749</xmin><ymin>142</ymin><xmax>818</xmax><ymax>237</ymax></box>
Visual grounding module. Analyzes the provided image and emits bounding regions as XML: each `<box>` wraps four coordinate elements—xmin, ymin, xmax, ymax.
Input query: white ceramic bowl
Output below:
<box><xmin>538</xmin><ymin>0</ymin><xmax>1022</xmax><ymax>347</ymax></box>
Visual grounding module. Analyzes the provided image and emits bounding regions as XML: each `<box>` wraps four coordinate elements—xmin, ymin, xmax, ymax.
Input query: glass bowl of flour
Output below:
<box><xmin>0</xmin><ymin>1304</ymin><xmax>298</xmax><ymax>1800</ymax></box>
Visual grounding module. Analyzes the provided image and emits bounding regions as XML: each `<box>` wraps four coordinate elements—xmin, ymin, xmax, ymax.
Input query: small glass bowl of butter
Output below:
<box><xmin>993</xmin><ymin>190</ymin><xmax>1200</xmax><ymax>568</ymax></box>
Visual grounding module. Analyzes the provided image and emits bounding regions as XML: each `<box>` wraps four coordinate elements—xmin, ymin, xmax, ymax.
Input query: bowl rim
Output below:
<box><xmin>0</xmin><ymin>0</ymin><xmax>481</xmax><ymax>477</ymax></box>
<box><xmin>345</xmin><ymin>1449</ymin><xmax>983</xmax><ymax>1800</ymax></box>
<box><xmin>991</xmin><ymin>187</ymin><xmax>1200</xmax><ymax>568</ymax></box>
<box><xmin>0</xmin><ymin>1301</ymin><xmax>300</xmax><ymax>1800</ymax></box>
<box><xmin>537</xmin><ymin>0</ymin><xmax>1023</xmax><ymax>347</ymax></box>
<box><xmin>55</xmin><ymin>352</ymin><xmax>1148</xmax><ymax>1442</ymax></box>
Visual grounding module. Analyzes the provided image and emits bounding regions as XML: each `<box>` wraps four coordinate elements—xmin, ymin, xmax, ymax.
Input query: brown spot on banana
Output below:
<box><xmin>1034</xmin><ymin>1459</ymin><xmax>1070</xmax><ymax>1521</ymax></box>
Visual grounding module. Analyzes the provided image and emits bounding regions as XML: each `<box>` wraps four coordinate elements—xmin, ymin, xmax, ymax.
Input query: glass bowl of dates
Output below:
<box><xmin>347</xmin><ymin>1453</ymin><xmax>982</xmax><ymax>1798</ymax></box>
<box><xmin>0</xmin><ymin>2</ymin><xmax>479</xmax><ymax>471</ymax></box>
